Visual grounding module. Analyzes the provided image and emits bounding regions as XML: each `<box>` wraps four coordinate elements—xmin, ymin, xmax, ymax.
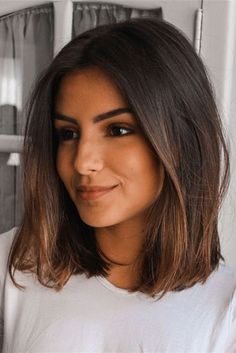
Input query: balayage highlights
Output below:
<box><xmin>8</xmin><ymin>18</ymin><xmax>230</xmax><ymax>299</ymax></box>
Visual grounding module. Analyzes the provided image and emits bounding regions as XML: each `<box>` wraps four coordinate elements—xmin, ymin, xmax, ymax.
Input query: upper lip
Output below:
<box><xmin>78</xmin><ymin>185</ymin><xmax>118</xmax><ymax>192</ymax></box>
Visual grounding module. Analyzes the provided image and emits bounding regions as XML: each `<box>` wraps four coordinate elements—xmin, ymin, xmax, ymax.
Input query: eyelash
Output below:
<box><xmin>55</xmin><ymin>124</ymin><xmax>134</xmax><ymax>142</ymax></box>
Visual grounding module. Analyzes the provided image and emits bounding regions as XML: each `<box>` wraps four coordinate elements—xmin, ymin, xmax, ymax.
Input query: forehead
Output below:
<box><xmin>56</xmin><ymin>66</ymin><xmax>127</xmax><ymax>111</ymax></box>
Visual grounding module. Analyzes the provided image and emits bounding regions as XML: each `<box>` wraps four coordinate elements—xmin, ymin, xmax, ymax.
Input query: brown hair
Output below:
<box><xmin>9</xmin><ymin>18</ymin><xmax>230</xmax><ymax>299</ymax></box>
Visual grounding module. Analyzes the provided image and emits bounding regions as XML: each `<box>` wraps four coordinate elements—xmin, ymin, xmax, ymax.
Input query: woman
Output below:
<box><xmin>0</xmin><ymin>18</ymin><xmax>235</xmax><ymax>353</ymax></box>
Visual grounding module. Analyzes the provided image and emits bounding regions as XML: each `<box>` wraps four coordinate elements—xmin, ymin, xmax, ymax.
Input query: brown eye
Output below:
<box><xmin>56</xmin><ymin>128</ymin><xmax>79</xmax><ymax>142</ymax></box>
<box><xmin>108</xmin><ymin>125</ymin><xmax>134</xmax><ymax>137</ymax></box>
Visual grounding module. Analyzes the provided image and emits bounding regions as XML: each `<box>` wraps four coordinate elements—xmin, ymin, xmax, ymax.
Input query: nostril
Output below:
<box><xmin>73</xmin><ymin>157</ymin><xmax>104</xmax><ymax>175</ymax></box>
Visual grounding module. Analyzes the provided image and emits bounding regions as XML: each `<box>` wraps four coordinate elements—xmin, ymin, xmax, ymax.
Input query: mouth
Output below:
<box><xmin>78</xmin><ymin>185</ymin><xmax>118</xmax><ymax>201</ymax></box>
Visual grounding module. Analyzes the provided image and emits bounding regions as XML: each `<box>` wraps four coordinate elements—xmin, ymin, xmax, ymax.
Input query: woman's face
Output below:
<box><xmin>54</xmin><ymin>66</ymin><xmax>164</xmax><ymax>228</ymax></box>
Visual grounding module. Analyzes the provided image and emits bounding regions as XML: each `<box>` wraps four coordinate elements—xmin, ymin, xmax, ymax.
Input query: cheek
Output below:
<box><xmin>117</xmin><ymin>144</ymin><xmax>161</xmax><ymax>186</ymax></box>
<box><xmin>111</xmin><ymin>143</ymin><xmax>163</xmax><ymax>208</ymax></box>
<box><xmin>56</xmin><ymin>149</ymin><xmax>72</xmax><ymax>185</ymax></box>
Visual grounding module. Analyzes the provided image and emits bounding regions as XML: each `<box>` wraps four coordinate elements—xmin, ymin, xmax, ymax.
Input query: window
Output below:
<box><xmin>0</xmin><ymin>3</ymin><xmax>54</xmax><ymax>233</ymax></box>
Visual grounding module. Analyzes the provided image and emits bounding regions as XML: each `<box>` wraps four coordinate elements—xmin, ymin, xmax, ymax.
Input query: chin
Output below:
<box><xmin>77</xmin><ymin>208</ymin><xmax>122</xmax><ymax>228</ymax></box>
<box><xmin>80</xmin><ymin>217</ymin><xmax>117</xmax><ymax>228</ymax></box>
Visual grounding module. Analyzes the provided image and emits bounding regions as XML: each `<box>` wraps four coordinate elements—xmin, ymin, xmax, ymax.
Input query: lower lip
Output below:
<box><xmin>78</xmin><ymin>186</ymin><xmax>118</xmax><ymax>201</ymax></box>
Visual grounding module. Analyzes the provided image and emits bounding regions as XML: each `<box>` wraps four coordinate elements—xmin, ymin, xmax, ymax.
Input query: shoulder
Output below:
<box><xmin>0</xmin><ymin>227</ymin><xmax>18</xmax><ymax>253</ymax></box>
<box><xmin>180</xmin><ymin>262</ymin><xmax>236</xmax><ymax>316</ymax></box>
<box><xmin>218</xmin><ymin>264</ymin><xmax>236</xmax><ymax>351</ymax></box>
<box><xmin>0</xmin><ymin>227</ymin><xmax>18</xmax><ymax>276</ymax></box>
<box><xmin>205</xmin><ymin>262</ymin><xmax>236</xmax><ymax>301</ymax></box>
<box><xmin>205</xmin><ymin>262</ymin><xmax>236</xmax><ymax>288</ymax></box>
<box><xmin>209</xmin><ymin>263</ymin><xmax>236</xmax><ymax>331</ymax></box>
<box><xmin>0</xmin><ymin>226</ymin><xmax>18</xmax><ymax>245</ymax></box>
<box><xmin>0</xmin><ymin>227</ymin><xmax>18</xmax><ymax>313</ymax></box>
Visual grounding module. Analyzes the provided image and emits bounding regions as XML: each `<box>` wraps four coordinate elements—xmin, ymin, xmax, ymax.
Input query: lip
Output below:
<box><xmin>78</xmin><ymin>185</ymin><xmax>118</xmax><ymax>201</ymax></box>
<box><xmin>78</xmin><ymin>185</ymin><xmax>117</xmax><ymax>192</ymax></box>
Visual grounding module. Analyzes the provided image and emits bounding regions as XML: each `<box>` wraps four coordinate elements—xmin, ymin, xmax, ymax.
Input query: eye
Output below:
<box><xmin>55</xmin><ymin>128</ymin><xmax>79</xmax><ymax>142</ymax></box>
<box><xmin>108</xmin><ymin>125</ymin><xmax>134</xmax><ymax>137</ymax></box>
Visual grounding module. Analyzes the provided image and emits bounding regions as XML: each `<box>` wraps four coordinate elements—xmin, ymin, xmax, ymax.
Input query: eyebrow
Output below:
<box><xmin>54</xmin><ymin>107</ymin><xmax>133</xmax><ymax>125</ymax></box>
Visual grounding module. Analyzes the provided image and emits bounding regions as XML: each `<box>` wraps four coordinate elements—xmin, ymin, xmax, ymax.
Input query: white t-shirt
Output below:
<box><xmin>0</xmin><ymin>227</ymin><xmax>236</xmax><ymax>353</ymax></box>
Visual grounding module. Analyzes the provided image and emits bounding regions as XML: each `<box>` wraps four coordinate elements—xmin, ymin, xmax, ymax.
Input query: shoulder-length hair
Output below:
<box><xmin>9</xmin><ymin>18</ymin><xmax>230</xmax><ymax>299</ymax></box>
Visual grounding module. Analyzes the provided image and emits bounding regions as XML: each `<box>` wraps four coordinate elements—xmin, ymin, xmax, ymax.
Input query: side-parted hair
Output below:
<box><xmin>9</xmin><ymin>18</ymin><xmax>230</xmax><ymax>299</ymax></box>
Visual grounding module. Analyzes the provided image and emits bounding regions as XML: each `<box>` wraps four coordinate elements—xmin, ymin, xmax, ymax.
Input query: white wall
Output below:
<box><xmin>201</xmin><ymin>0</ymin><xmax>236</xmax><ymax>269</ymax></box>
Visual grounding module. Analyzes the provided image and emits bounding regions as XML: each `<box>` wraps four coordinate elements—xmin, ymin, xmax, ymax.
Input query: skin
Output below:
<box><xmin>54</xmin><ymin>66</ymin><xmax>164</xmax><ymax>289</ymax></box>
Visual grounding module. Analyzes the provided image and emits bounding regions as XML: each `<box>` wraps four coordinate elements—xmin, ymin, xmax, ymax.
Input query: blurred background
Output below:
<box><xmin>0</xmin><ymin>0</ymin><xmax>235</xmax><ymax>269</ymax></box>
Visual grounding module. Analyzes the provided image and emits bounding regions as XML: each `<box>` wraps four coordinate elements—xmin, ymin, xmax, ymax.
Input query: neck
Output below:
<box><xmin>95</xmin><ymin>218</ymin><xmax>145</xmax><ymax>289</ymax></box>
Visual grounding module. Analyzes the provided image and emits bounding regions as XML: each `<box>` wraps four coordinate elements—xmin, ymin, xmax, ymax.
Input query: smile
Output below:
<box><xmin>78</xmin><ymin>185</ymin><xmax>118</xmax><ymax>201</ymax></box>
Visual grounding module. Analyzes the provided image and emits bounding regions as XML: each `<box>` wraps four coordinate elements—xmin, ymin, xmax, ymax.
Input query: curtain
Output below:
<box><xmin>0</xmin><ymin>4</ymin><xmax>54</xmax><ymax>233</ymax></box>
<box><xmin>73</xmin><ymin>2</ymin><xmax>162</xmax><ymax>37</ymax></box>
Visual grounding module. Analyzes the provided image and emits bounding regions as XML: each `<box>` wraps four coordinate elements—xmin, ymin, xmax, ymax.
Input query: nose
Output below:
<box><xmin>73</xmin><ymin>138</ymin><xmax>104</xmax><ymax>175</ymax></box>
